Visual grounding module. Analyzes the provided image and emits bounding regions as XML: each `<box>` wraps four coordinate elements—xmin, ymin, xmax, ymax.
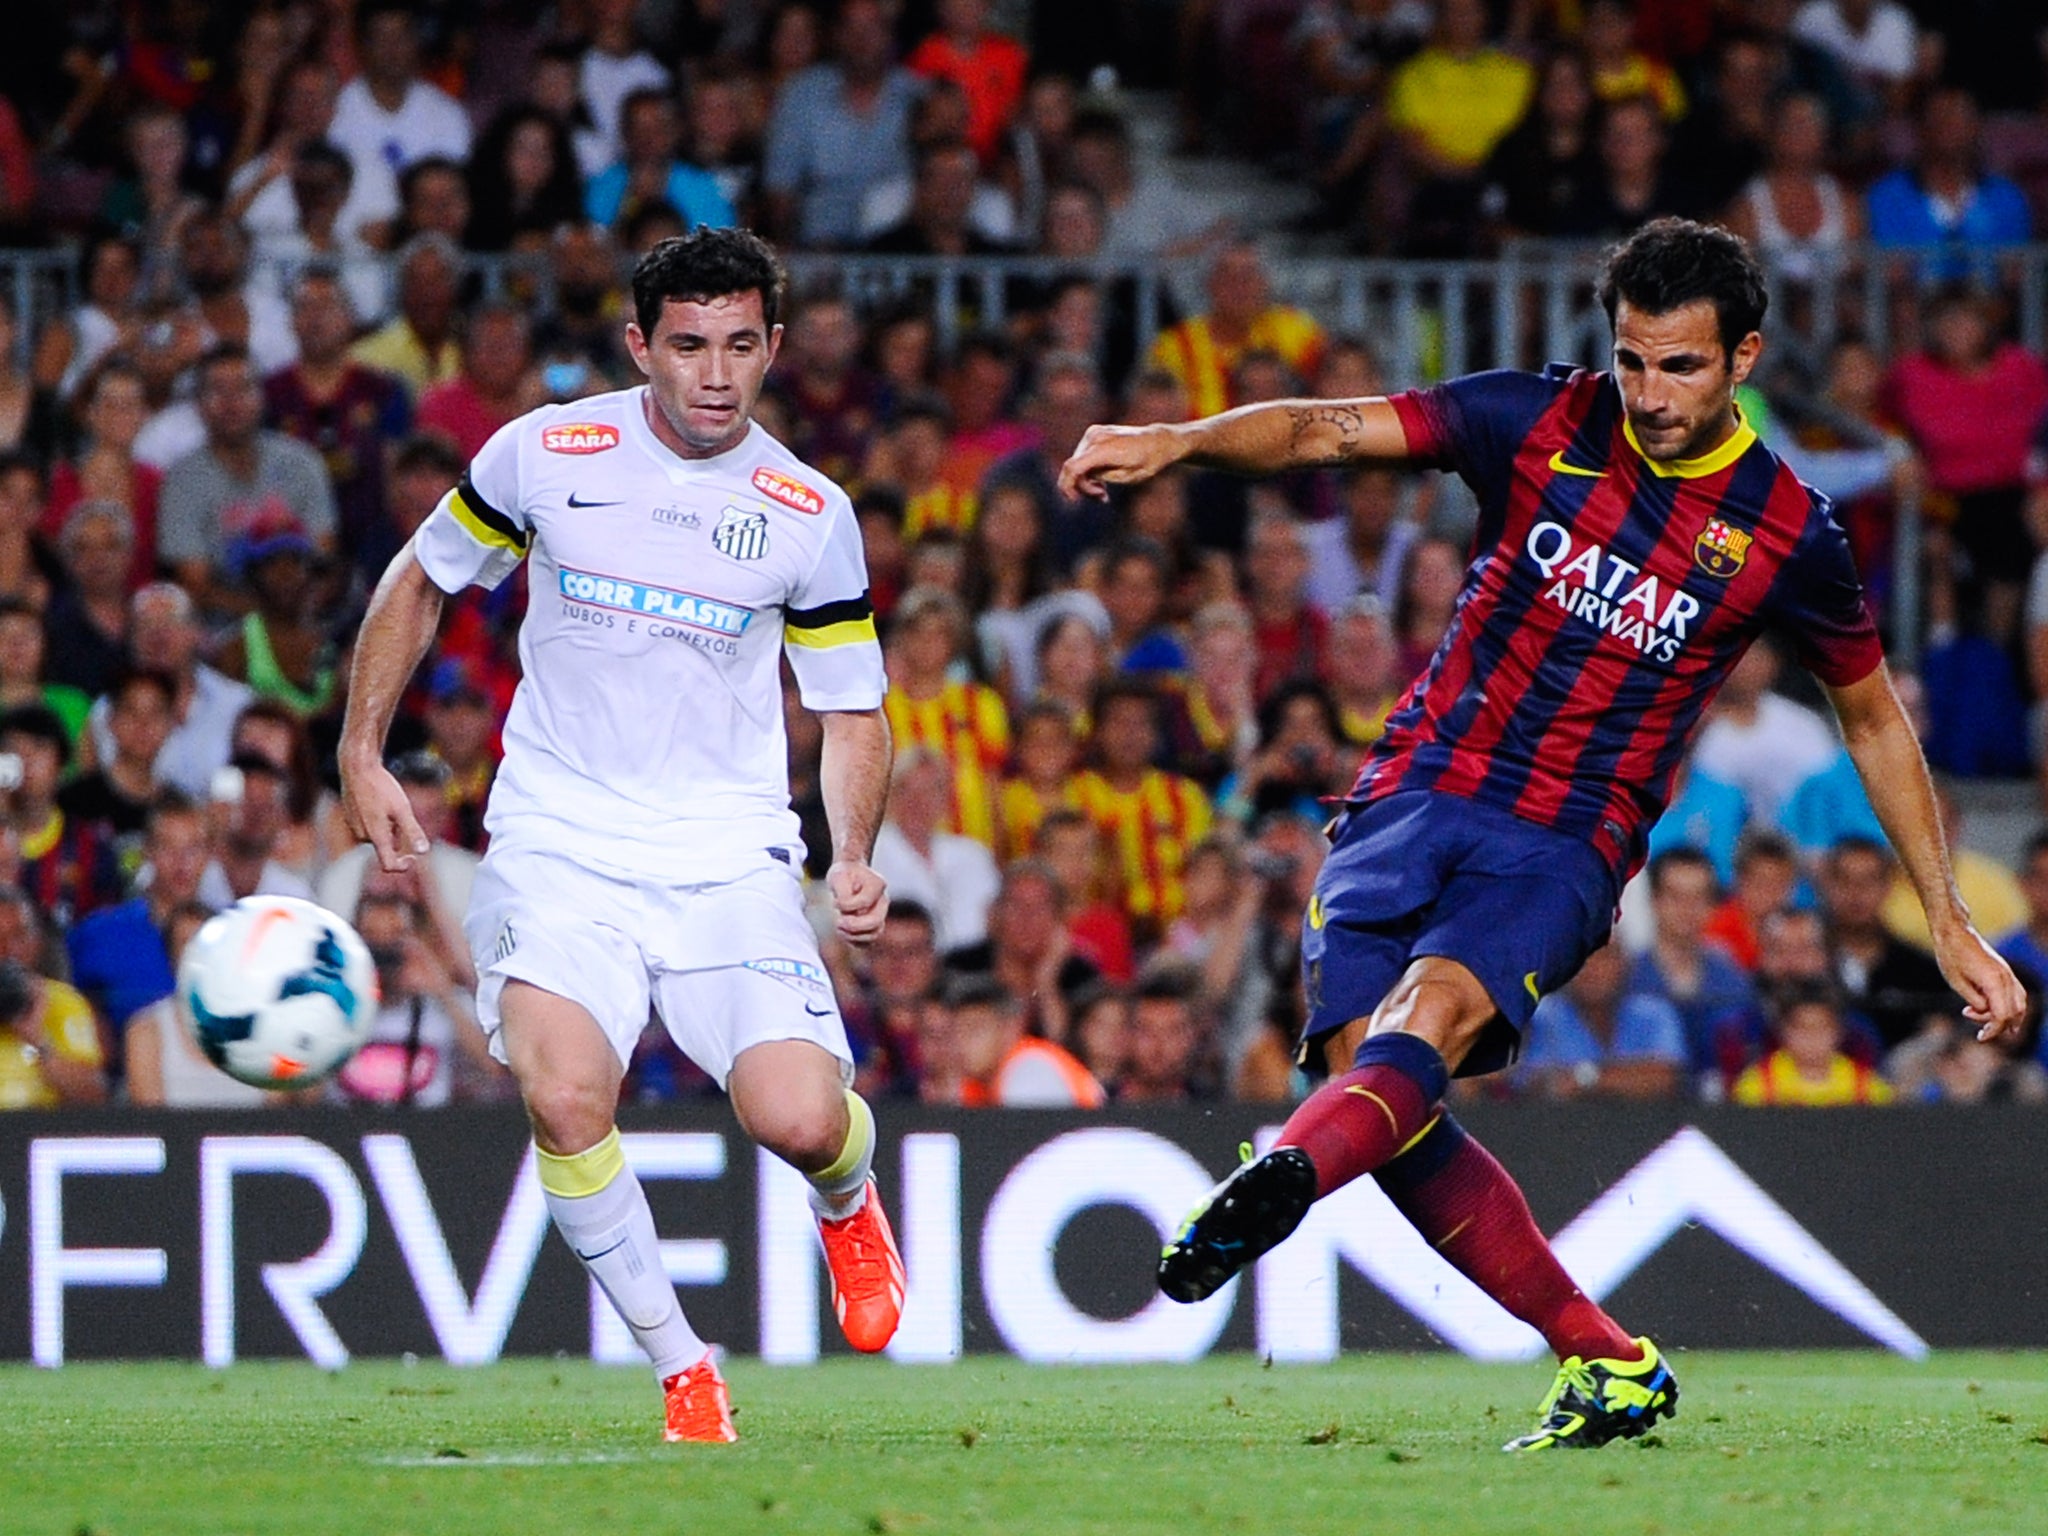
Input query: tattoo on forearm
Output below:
<box><xmin>1285</xmin><ymin>403</ymin><xmax>1369</xmax><ymax>466</ymax></box>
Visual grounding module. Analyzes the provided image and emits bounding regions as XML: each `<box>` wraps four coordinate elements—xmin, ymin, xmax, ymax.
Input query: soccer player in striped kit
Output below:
<box><xmin>1060</xmin><ymin>218</ymin><xmax>2026</xmax><ymax>1450</ymax></box>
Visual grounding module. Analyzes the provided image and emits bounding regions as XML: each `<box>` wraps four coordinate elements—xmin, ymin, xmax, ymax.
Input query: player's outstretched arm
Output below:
<box><xmin>1057</xmin><ymin>396</ymin><xmax>1412</xmax><ymax>500</ymax></box>
<box><xmin>338</xmin><ymin>540</ymin><xmax>447</xmax><ymax>874</ymax></box>
<box><xmin>1827</xmin><ymin>662</ymin><xmax>2028</xmax><ymax>1039</ymax></box>
<box><xmin>818</xmin><ymin>706</ymin><xmax>893</xmax><ymax>946</ymax></box>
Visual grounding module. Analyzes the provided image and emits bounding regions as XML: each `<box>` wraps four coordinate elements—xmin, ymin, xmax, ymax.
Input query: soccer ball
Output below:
<box><xmin>176</xmin><ymin>896</ymin><xmax>379</xmax><ymax>1088</ymax></box>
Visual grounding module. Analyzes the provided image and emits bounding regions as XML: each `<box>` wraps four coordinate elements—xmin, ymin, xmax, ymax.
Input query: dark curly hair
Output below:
<box><xmin>1598</xmin><ymin>217</ymin><xmax>1768</xmax><ymax>361</ymax></box>
<box><xmin>631</xmin><ymin>227</ymin><xmax>787</xmax><ymax>338</ymax></box>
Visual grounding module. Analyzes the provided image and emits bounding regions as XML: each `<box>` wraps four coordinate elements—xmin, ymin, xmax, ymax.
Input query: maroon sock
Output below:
<box><xmin>1277</xmin><ymin>1033</ymin><xmax>1450</xmax><ymax>1199</ymax></box>
<box><xmin>1376</xmin><ymin>1114</ymin><xmax>1639</xmax><ymax>1363</ymax></box>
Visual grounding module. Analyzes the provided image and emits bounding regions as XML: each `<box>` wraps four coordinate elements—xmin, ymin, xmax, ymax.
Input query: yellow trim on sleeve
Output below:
<box><xmin>785</xmin><ymin>616</ymin><xmax>879</xmax><ymax>650</ymax></box>
<box><xmin>535</xmin><ymin>1127</ymin><xmax>625</xmax><ymax>1197</ymax></box>
<box><xmin>448</xmin><ymin>489</ymin><xmax>529</xmax><ymax>555</ymax></box>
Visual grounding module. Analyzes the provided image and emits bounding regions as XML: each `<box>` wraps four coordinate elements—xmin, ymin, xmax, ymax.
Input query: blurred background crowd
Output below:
<box><xmin>0</xmin><ymin>0</ymin><xmax>2043</xmax><ymax>1112</ymax></box>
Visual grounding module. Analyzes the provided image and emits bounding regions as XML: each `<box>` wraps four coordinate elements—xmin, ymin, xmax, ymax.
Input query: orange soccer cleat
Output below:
<box><xmin>817</xmin><ymin>1178</ymin><xmax>905</xmax><ymax>1353</ymax></box>
<box><xmin>662</xmin><ymin>1353</ymin><xmax>738</xmax><ymax>1443</ymax></box>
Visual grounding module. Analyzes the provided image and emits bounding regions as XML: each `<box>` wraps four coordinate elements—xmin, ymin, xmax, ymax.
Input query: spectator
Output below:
<box><xmin>995</xmin><ymin>700</ymin><xmax>1081</xmax><ymax>860</ymax></box>
<box><xmin>763</xmin><ymin>0</ymin><xmax>921</xmax><ymax>249</ymax></box>
<box><xmin>1879</xmin><ymin>778</ymin><xmax>2025</xmax><ymax>951</ymax></box>
<box><xmin>332</xmin><ymin>890</ymin><xmax>495</xmax><ymax>1107</ymax></box>
<box><xmin>173</xmin><ymin>208</ymin><xmax>297</xmax><ymax>379</ymax></box>
<box><xmin>1646</xmin><ymin>757</ymin><xmax>1749</xmax><ymax>888</ymax></box>
<box><xmin>1220</xmin><ymin>681</ymin><xmax>1348</xmax><ymax>825</ymax></box>
<box><xmin>947</xmin><ymin>858</ymin><xmax>1102</xmax><ymax>1044</ymax></box>
<box><xmin>1382</xmin><ymin>0</ymin><xmax>1534</xmax><ymax>253</ymax></box>
<box><xmin>228</xmin><ymin>60</ymin><xmax>400</xmax><ymax>265</ymax></box>
<box><xmin>419</xmin><ymin>659</ymin><xmax>499</xmax><ymax>853</ymax></box>
<box><xmin>1099</xmin><ymin>538</ymin><xmax>1188</xmax><ymax>680</ymax></box>
<box><xmin>532</xmin><ymin>224</ymin><xmax>633</xmax><ymax>393</ymax></box>
<box><xmin>1147</xmin><ymin>243</ymin><xmax>1325</xmax><ymax>420</ymax></box>
<box><xmin>1291</xmin><ymin>0</ymin><xmax>1431</xmax><ymax>234</ymax></box>
<box><xmin>851</xmin><ymin>897</ymin><xmax>942</xmax><ymax>1098</ymax></box>
<box><xmin>1690</xmin><ymin>639</ymin><xmax>1840</xmax><ymax>826</ymax></box>
<box><xmin>101</xmin><ymin>107</ymin><xmax>205</xmax><ymax>282</ymax></box>
<box><xmin>197</xmin><ymin>752</ymin><xmax>316</xmax><ymax>907</ymax></box>
<box><xmin>2000</xmin><ymin>830</ymin><xmax>2048</xmax><ymax>985</ymax></box>
<box><xmin>43</xmin><ymin>361</ymin><xmax>161</xmax><ymax>593</ymax></box>
<box><xmin>584</xmin><ymin>86</ymin><xmax>734</xmax><ymax>235</ymax></box>
<box><xmin>58</xmin><ymin>669</ymin><xmax>172</xmax><ymax>839</ymax></box>
<box><xmin>1558</xmin><ymin>94</ymin><xmax>1693</xmax><ymax>237</ymax></box>
<box><xmin>688</xmin><ymin>65</ymin><xmax>760</xmax><ymax>221</ymax></box>
<box><xmin>1325</xmin><ymin>594</ymin><xmax>1403</xmax><ymax>748</ymax></box>
<box><xmin>1119</xmin><ymin>962</ymin><xmax>1211</xmax><ymax>1101</ymax></box>
<box><xmin>465</xmin><ymin>106</ymin><xmax>587</xmax><ymax>253</ymax></box>
<box><xmin>883</xmin><ymin>586</ymin><xmax>1010</xmax><ymax>848</ymax></box>
<box><xmin>1702</xmin><ymin>828</ymin><xmax>1801</xmax><ymax>970</ymax></box>
<box><xmin>1882</xmin><ymin>285</ymin><xmax>2048</xmax><ymax>648</ymax></box>
<box><xmin>1302</xmin><ymin>465</ymin><xmax>1419</xmax><ymax>620</ymax></box>
<box><xmin>1706</xmin><ymin>905</ymin><xmax>1880</xmax><ymax>1088</ymax></box>
<box><xmin>350</xmin><ymin>234</ymin><xmax>464</xmax><ymax>395</ymax></box>
<box><xmin>859</xmin><ymin>79</ymin><xmax>1022</xmax><ymax>248</ymax></box>
<box><xmin>3</xmin><ymin>705</ymin><xmax>123</xmax><ymax>929</ymax></box>
<box><xmin>1391</xmin><ymin>533</ymin><xmax>1463</xmax><ymax>678</ymax></box>
<box><xmin>1790</xmin><ymin>0</ymin><xmax>1921</xmax><ymax>117</ymax></box>
<box><xmin>125</xmin><ymin>900</ymin><xmax>273</xmax><ymax>1107</ymax></box>
<box><xmin>85</xmin><ymin>584</ymin><xmax>253</xmax><ymax>802</ymax></box>
<box><xmin>1820</xmin><ymin>835</ymin><xmax>1950</xmax><ymax>1052</ymax></box>
<box><xmin>1070</xmin><ymin>982</ymin><xmax>1130</xmax><ymax>1097</ymax></box>
<box><xmin>208</xmin><ymin>509</ymin><xmax>338</xmax><ymax>720</ymax></box>
<box><xmin>395</xmin><ymin>156</ymin><xmax>472</xmax><ymax>248</ymax></box>
<box><xmin>1582</xmin><ymin>0</ymin><xmax>1685</xmax><ymax>120</ymax></box>
<box><xmin>266</xmin><ymin>269</ymin><xmax>413</xmax><ymax>581</ymax></box>
<box><xmin>319</xmin><ymin>749</ymin><xmax>479</xmax><ymax>949</ymax></box>
<box><xmin>1244</xmin><ymin>510</ymin><xmax>1328</xmax><ymax>700</ymax></box>
<box><xmin>1630</xmin><ymin>848</ymin><xmax>1759</xmax><ymax>1073</ymax></box>
<box><xmin>0</xmin><ymin>953</ymin><xmax>105</xmax><ymax>1110</ymax></box>
<box><xmin>872</xmin><ymin>395</ymin><xmax>972</xmax><ymax>539</ymax></box>
<box><xmin>0</xmin><ymin>457</ymin><xmax>45</xmax><ymax>610</ymax></box>
<box><xmin>769</xmin><ymin>295</ymin><xmax>886</xmax><ymax>488</ymax></box>
<box><xmin>1036</xmin><ymin>806</ymin><xmax>1137</xmax><ymax>982</ymax></box>
<box><xmin>1516</xmin><ymin>937</ymin><xmax>1686</xmax><ymax>1099</ymax></box>
<box><xmin>951</xmin><ymin>974</ymin><xmax>1103</xmax><ymax>1107</ymax></box>
<box><xmin>866</xmin><ymin>139</ymin><xmax>1011</xmax><ymax>257</ymax></box>
<box><xmin>417</xmin><ymin>303</ymin><xmax>537</xmax><ymax>462</ymax></box>
<box><xmin>1161</xmin><ymin>601</ymin><xmax>1260</xmax><ymax>791</ymax></box>
<box><xmin>327</xmin><ymin>0</ymin><xmax>472</xmax><ymax>185</ymax></box>
<box><xmin>1888</xmin><ymin>994</ymin><xmax>2048</xmax><ymax>1105</ymax></box>
<box><xmin>1066</xmin><ymin>108</ymin><xmax>1220</xmax><ymax>263</ymax></box>
<box><xmin>1866</xmin><ymin>89</ymin><xmax>2032</xmax><ymax>279</ymax></box>
<box><xmin>967</xmin><ymin>484</ymin><xmax>1085</xmax><ymax>704</ymax></box>
<box><xmin>576</xmin><ymin>0</ymin><xmax>672</xmax><ymax>167</ymax></box>
<box><xmin>1732</xmin><ymin>980</ymin><xmax>1894</xmax><ymax>1105</ymax></box>
<box><xmin>65</xmin><ymin>791</ymin><xmax>207</xmax><ymax>1043</ymax></box>
<box><xmin>58</xmin><ymin>236</ymin><xmax>145</xmax><ymax>404</ymax></box>
<box><xmin>159</xmin><ymin>346</ymin><xmax>337</xmax><ymax>613</ymax></box>
<box><xmin>1724</xmin><ymin>95</ymin><xmax>1860</xmax><ymax>284</ymax></box>
<box><xmin>906</xmin><ymin>0</ymin><xmax>1029</xmax><ymax>168</ymax></box>
<box><xmin>980</xmin><ymin>352</ymin><xmax>1117</xmax><ymax>574</ymax></box>
<box><xmin>1479</xmin><ymin>50</ymin><xmax>1600</xmax><ymax>240</ymax></box>
<box><xmin>1072</xmin><ymin>680</ymin><xmax>1213</xmax><ymax>936</ymax></box>
<box><xmin>0</xmin><ymin>599</ymin><xmax>89</xmax><ymax>749</ymax></box>
<box><xmin>249</xmin><ymin>142</ymin><xmax>388</xmax><ymax>324</ymax></box>
<box><xmin>43</xmin><ymin>503</ymin><xmax>136</xmax><ymax>698</ymax></box>
<box><xmin>1667</xmin><ymin>33</ymin><xmax>1778</xmax><ymax>216</ymax></box>
<box><xmin>869</xmin><ymin>747</ymin><xmax>1002</xmax><ymax>954</ymax></box>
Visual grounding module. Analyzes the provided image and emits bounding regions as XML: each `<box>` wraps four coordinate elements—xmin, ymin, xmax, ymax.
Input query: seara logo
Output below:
<box><xmin>752</xmin><ymin>466</ymin><xmax>824</xmax><ymax>514</ymax></box>
<box><xmin>542</xmin><ymin>423</ymin><xmax>620</xmax><ymax>454</ymax></box>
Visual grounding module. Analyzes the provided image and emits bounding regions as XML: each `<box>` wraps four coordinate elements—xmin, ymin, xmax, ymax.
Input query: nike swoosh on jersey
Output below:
<box><xmin>567</xmin><ymin>492</ymin><xmax>626</xmax><ymax>508</ymax></box>
<box><xmin>1546</xmin><ymin>449</ymin><xmax>1607</xmax><ymax>478</ymax></box>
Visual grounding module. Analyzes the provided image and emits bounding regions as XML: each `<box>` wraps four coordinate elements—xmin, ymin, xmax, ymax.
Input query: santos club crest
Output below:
<box><xmin>713</xmin><ymin>506</ymin><xmax>770</xmax><ymax>561</ymax></box>
<box><xmin>1693</xmin><ymin>515</ymin><xmax>1753</xmax><ymax>578</ymax></box>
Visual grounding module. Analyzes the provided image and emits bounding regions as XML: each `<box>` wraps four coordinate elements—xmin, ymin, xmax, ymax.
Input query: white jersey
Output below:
<box><xmin>412</xmin><ymin>388</ymin><xmax>885</xmax><ymax>884</ymax></box>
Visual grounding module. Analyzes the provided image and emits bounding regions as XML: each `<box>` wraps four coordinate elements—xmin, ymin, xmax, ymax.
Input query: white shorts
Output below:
<box><xmin>464</xmin><ymin>844</ymin><xmax>853</xmax><ymax>1088</ymax></box>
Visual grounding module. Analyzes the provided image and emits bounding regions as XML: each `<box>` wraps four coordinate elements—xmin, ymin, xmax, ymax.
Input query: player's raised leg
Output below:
<box><xmin>729</xmin><ymin>1038</ymin><xmax>905</xmax><ymax>1352</ymax></box>
<box><xmin>498</xmin><ymin>980</ymin><xmax>733</xmax><ymax>1443</ymax></box>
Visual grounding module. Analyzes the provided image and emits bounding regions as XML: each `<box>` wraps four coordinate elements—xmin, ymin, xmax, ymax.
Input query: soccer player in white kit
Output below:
<box><xmin>338</xmin><ymin>230</ymin><xmax>903</xmax><ymax>1443</ymax></box>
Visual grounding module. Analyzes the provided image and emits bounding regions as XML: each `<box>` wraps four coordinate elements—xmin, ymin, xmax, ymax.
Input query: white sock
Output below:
<box><xmin>537</xmin><ymin>1132</ymin><xmax>706</xmax><ymax>1382</ymax></box>
<box><xmin>806</xmin><ymin>1089</ymin><xmax>875</xmax><ymax>1222</ymax></box>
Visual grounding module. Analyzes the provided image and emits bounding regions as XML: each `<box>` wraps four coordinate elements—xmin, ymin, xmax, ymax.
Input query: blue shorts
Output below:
<box><xmin>1301</xmin><ymin>790</ymin><xmax>1620</xmax><ymax>1079</ymax></box>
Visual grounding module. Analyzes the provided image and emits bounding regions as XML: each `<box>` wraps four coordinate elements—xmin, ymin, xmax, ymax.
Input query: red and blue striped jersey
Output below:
<box><xmin>1357</xmin><ymin>365</ymin><xmax>1883</xmax><ymax>883</ymax></box>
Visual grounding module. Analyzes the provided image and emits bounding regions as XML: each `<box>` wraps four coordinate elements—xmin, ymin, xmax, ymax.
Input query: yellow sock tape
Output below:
<box><xmin>535</xmin><ymin>1126</ymin><xmax>625</xmax><ymax>1198</ymax></box>
<box><xmin>815</xmin><ymin>1090</ymin><xmax>873</xmax><ymax>1186</ymax></box>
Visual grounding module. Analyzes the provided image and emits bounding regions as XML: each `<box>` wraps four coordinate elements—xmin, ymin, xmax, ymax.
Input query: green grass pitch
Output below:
<box><xmin>8</xmin><ymin>1353</ymin><xmax>2048</xmax><ymax>1535</ymax></box>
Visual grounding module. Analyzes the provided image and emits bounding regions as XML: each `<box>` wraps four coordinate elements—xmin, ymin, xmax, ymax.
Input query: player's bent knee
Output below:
<box><xmin>1372</xmin><ymin>963</ymin><xmax>1497</xmax><ymax>1062</ymax></box>
<box><xmin>520</xmin><ymin>1078</ymin><xmax>619</xmax><ymax>1157</ymax></box>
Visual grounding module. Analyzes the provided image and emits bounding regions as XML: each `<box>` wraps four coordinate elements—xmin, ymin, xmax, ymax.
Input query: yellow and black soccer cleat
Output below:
<box><xmin>1503</xmin><ymin>1336</ymin><xmax>1679</xmax><ymax>1451</ymax></box>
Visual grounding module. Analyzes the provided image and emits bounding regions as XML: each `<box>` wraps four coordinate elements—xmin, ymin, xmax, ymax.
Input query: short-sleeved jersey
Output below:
<box><xmin>413</xmin><ymin>389</ymin><xmax>885</xmax><ymax>883</ymax></box>
<box><xmin>1360</xmin><ymin>365</ymin><xmax>1883</xmax><ymax>884</ymax></box>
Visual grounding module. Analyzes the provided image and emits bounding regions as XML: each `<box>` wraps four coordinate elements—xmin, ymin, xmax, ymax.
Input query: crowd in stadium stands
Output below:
<box><xmin>0</xmin><ymin>0</ymin><xmax>2042</xmax><ymax>1110</ymax></box>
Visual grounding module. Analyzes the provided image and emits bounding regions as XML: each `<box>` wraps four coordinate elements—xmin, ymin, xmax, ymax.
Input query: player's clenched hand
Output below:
<box><xmin>1057</xmin><ymin>423</ymin><xmax>1188</xmax><ymax>501</ymax></box>
<box><xmin>827</xmin><ymin>859</ymin><xmax>889</xmax><ymax>946</ymax></box>
<box><xmin>340</xmin><ymin>756</ymin><xmax>430</xmax><ymax>874</ymax></box>
<box><xmin>1930</xmin><ymin>920</ymin><xmax>2030</xmax><ymax>1042</ymax></box>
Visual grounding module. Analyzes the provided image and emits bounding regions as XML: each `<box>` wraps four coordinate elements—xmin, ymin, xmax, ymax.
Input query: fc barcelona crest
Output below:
<box><xmin>1693</xmin><ymin>515</ymin><xmax>1752</xmax><ymax>578</ymax></box>
<box><xmin>713</xmin><ymin>506</ymin><xmax>770</xmax><ymax>561</ymax></box>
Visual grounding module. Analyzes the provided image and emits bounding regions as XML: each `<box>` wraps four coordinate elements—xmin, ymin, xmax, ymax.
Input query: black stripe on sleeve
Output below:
<box><xmin>458</xmin><ymin>470</ymin><xmax>529</xmax><ymax>550</ymax></box>
<box><xmin>783</xmin><ymin>591</ymin><xmax>874</xmax><ymax>628</ymax></box>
